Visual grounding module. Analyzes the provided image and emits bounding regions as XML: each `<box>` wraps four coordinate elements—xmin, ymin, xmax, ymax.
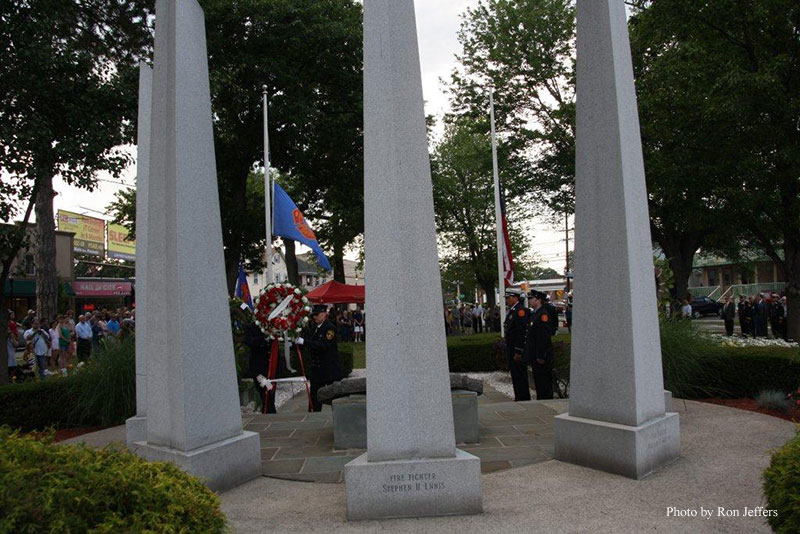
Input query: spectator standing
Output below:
<box><xmin>737</xmin><ymin>295</ymin><xmax>747</xmax><ymax>336</ymax></box>
<box><xmin>21</xmin><ymin>309</ymin><xmax>35</xmax><ymax>331</ymax></box>
<box><xmin>58</xmin><ymin>316</ymin><xmax>72</xmax><ymax>366</ymax></box>
<box><xmin>24</xmin><ymin>319</ymin><xmax>50</xmax><ymax>379</ymax></box>
<box><xmin>7</xmin><ymin>311</ymin><xmax>18</xmax><ymax>374</ymax></box>
<box><xmin>565</xmin><ymin>303</ymin><xmax>573</xmax><ymax>333</ymax></box>
<box><xmin>106</xmin><ymin>314</ymin><xmax>121</xmax><ymax>337</ymax></box>
<box><xmin>49</xmin><ymin>320</ymin><xmax>60</xmax><ymax>370</ymax></box>
<box><xmin>444</xmin><ymin>306</ymin><xmax>452</xmax><ymax>336</ymax></box>
<box><xmin>74</xmin><ymin>314</ymin><xmax>93</xmax><ymax>361</ymax></box>
<box><xmin>451</xmin><ymin>305</ymin><xmax>461</xmax><ymax>334</ymax></box>
<box><xmin>472</xmin><ymin>304</ymin><xmax>484</xmax><ymax>334</ymax></box>
<box><xmin>721</xmin><ymin>296</ymin><xmax>736</xmax><ymax>336</ymax></box>
<box><xmin>779</xmin><ymin>297</ymin><xmax>788</xmax><ymax>340</ymax></box>
<box><xmin>352</xmin><ymin>308</ymin><xmax>364</xmax><ymax>343</ymax></box>
<box><xmin>769</xmin><ymin>294</ymin><xmax>783</xmax><ymax>339</ymax></box>
<box><xmin>743</xmin><ymin>298</ymin><xmax>755</xmax><ymax>336</ymax></box>
<box><xmin>680</xmin><ymin>298</ymin><xmax>693</xmax><ymax>319</ymax></box>
<box><xmin>754</xmin><ymin>294</ymin><xmax>768</xmax><ymax>337</ymax></box>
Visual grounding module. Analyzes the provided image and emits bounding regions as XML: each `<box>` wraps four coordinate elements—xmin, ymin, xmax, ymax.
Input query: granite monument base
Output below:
<box><xmin>135</xmin><ymin>430</ymin><xmax>261</xmax><ymax>492</ymax></box>
<box><xmin>664</xmin><ymin>390</ymin><xmax>673</xmax><ymax>412</ymax></box>
<box><xmin>553</xmin><ymin>411</ymin><xmax>680</xmax><ymax>480</ymax></box>
<box><xmin>332</xmin><ymin>390</ymin><xmax>478</xmax><ymax>449</ymax></box>
<box><xmin>125</xmin><ymin>415</ymin><xmax>147</xmax><ymax>448</ymax></box>
<box><xmin>344</xmin><ymin>449</ymin><xmax>483</xmax><ymax>520</ymax></box>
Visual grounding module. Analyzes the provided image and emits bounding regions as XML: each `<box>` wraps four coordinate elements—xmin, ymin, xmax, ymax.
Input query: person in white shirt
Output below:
<box><xmin>472</xmin><ymin>304</ymin><xmax>484</xmax><ymax>334</ymax></box>
<box><xmin>680</xmin><ymin>298</ymin><xmax>693</xmax><ymax>319</ymax></box>
<box><xmin>49</xmin><ymin>320</ymin><xmax>60</xmax><ymax>370</ymax></box>
<box><xmin>24</xmin><ymin>318</ymin><xmax>50</xmax><ymax>379</ymax></box>
<box><xmin>74</xmin><ymin>314</ymin><xmax>94</xmax><ymax>362</ymax></box>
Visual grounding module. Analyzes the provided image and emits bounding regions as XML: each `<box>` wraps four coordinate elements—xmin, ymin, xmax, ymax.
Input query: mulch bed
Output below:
<box><xmin>699</xmin><ymin>398</ymin><xmax>800</xmax><ymax>423</ymax></box>
<box><xmin>23</xmin><ymin>427</ymin><xmax>107</xmax><ymax>443</ymax></box>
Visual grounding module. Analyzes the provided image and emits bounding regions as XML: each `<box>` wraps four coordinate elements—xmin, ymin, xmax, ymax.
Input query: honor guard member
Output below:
<box><xmin>243</xmin><ymin>311</ymin><xmax>276</xmax><ymax>413</ymax></box>
<box><xmin>504</xmin><ymin>288</ymin><xmax>531</xmax><ymax>401</ymax></box>
<box><xmin>295</xmin><ymin>304</ymin><xmax>342</xmax><ymax>412</ymax></box>
<box><xmin>526</xmin><ymin>290</ymin><xmax>555</xmax><ymax>400</ymax></box>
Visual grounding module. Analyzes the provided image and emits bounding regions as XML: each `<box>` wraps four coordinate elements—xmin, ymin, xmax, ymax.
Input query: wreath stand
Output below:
<box><xmin>253</xmin><ymin>284</ymin><xmax>314</xmax><ymax>413</ymax></box>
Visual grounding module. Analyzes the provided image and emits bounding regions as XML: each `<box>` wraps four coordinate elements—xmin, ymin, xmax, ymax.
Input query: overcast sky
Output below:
<box><xmin>47</xmin><ymin>0</ymin><xmax>568</xmax><ymax>273</ymax></box>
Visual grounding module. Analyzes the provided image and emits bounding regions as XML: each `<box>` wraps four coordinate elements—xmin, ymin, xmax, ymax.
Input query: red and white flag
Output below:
<box><xmin>499</xmin><ymin>192</ymin><xmax>514</xmax><ymax>287</ymax></box>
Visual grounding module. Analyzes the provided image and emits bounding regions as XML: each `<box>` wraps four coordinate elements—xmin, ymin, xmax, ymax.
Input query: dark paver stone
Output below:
<box><xmin>317</xmin><ymin>373</ymin><xmax>483</xmax><ymax>404</ymax></box>
<box><xmin>261</xmin><ymin>458</ymin><xmax>305</xmax><ymax>475</ymax></box>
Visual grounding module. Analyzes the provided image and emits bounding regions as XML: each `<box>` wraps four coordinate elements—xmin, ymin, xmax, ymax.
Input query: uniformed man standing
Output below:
<box><xmin>243</xmin><ymin>319</ymin><xmax>275</xmax><ymax>413</ymax></box>
<box><xmin>503</xmin><ymin>288</ymin><xmax>531</xmax><ymax>401</ymax></box>
<box><xmin>526</xmin><ymin>290</ymin><xmax>554</xmax><ymax>400</ymax></box>
<box><xmin>295</xmin><ymin>304</ymin><xmax>342</xmax><ymax>412</ymax></box>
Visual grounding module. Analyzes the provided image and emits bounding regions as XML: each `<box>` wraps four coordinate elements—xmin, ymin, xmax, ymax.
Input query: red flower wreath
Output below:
<box><xmin>253</xmin><ymin>283</ymin><xmax>312</xmax><ymax>340</ymax></box>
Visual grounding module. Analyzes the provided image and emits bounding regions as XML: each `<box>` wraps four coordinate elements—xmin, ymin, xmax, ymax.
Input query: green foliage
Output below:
<box><xmin>658</xmin><ymin>319</ymin><xmax>715</xmax><ymax>398</ymax></box>
<box><xmin>446</xmin><ymin>333</ymin><xmax>504</xmax><ymax>373</ymax></box>
<box><xmin>0</xmin><ymin>428</ymin><xmax>229</xmax><ymax>533</ymax></box>
<box><xmin>0</xmin><ymin>376</ymin><xmax>85</xmax><ymax>432</ymax></box>
<box><xmin>71</xmin><ymin>337</ymin><xmax>136</xmax><ymax>427</ymax></box>
<box><xmin>763</xmin><ymin>430</ymin><xmax>800</xmax><ymax>533</ymax></box>
<box><xmin>755</xmin><ymin>390</ymin><xmax>792</xmax><ymax>414</ymax></box>
<box><xmin>0</xmin><ymin>337</ymin><xmax>136</xmax><ymax>431</ymax></box>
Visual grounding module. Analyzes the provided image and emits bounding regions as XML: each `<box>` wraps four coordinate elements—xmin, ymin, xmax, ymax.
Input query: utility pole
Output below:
<box><xmin>565</xmin><ymin>212</ymin><xmax>571</xmax><ymax>293</ymax></box>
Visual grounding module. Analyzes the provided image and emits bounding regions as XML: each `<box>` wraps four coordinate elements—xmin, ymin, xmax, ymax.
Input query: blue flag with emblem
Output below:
<box><xmin>272</xmin><ymin>182</ymin><xmax>332</xmax><ymax>272</ymax></box>
<box><xmin>234</xmin><ymin>263</ymin><xmax>253</xmax><ymax>309</ymax></box>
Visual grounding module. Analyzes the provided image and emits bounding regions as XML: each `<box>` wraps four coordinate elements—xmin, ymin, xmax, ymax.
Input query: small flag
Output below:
<box><xmin>499</xmin><ymin>192</ymin><xmax>514</xmax><ymax>287</ymax></box>
<box><xmin>272</xmin><ymin>183</ymin><xmax>332</xmax><ymax>271</ymax></box>
<box><xmin>235</xmin><ymin>263</ymin><xmax>253</xmax><ymax>309</ymax></box>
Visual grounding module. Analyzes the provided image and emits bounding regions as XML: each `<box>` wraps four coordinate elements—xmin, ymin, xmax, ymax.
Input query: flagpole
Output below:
<box><xmin>263</xmin><ymin>85</ymin><xmax>274</xmax><ymax>286</ymax></box>
<box><xmin>490</xmin><ymin>91</ymin><xmax>506</xmax><ymax>337</ymax></box>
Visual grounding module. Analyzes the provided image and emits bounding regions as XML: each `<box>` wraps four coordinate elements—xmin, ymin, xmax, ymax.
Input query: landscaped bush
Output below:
<box><xmin>0</xmin><ymin>377</ymin><xmax>85</xmax><ymax>432</ymax></box>
<box><xmin>763</xmin><ymin>430</ymin><xmax>800</xmax><ymax>533</ymax></box>
<box><xmin>755</xmin><ymin>390</ymin><xmax>792</xmax><ymax>414</ymax></box>
<box><xmin>446</xmin><ymin>333</ymin><xmax>502</xmax><ymax>372</ymax></box>
<box><xmin>0</xmin><ymin>427</ymin><xmax>229</xmax><ymax>533</ymax></box>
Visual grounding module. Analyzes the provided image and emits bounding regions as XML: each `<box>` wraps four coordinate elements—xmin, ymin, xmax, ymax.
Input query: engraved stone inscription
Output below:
<box><xmin>381</xmin><ymin>472</ymin><xmax>446</xmax><ymax>493</ymax></box>
<box><xmin>646</xmin><ymin>426</ymin><xmax>670</xmax><ymax>451</ymax></box>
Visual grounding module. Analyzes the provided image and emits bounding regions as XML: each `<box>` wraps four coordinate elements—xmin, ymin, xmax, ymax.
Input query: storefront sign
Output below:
<box><xmin>74</xmin><ymin>280</ymin><xmax>132</xmax><ymax>297</ymax></box>
<box><xmin>57</xmin><ymin>210</ymin><xmax>105</xmax><ymax>256</ymax></box>
<box><xmin>107</xmin><ymin>223</ymin><xmax>136</xmax><ymax>261</ymax></box>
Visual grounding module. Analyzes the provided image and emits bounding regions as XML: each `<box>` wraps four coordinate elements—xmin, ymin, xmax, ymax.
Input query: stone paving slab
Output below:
<box><xmin>249</xmin><ymin>383</ymin><xmax>562</xmax><ymax>483</ymax></box>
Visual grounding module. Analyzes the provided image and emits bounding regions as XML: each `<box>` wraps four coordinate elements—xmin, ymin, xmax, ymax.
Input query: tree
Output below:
<box><xmin>431</xmin><ymin>116</ymin><xmax>533</xmax><ymax>309</ymax></box>
<box><xmin>199</xmin><ymin>0</ymin><xmax>363</xmax><ymax>291</ymax></box>
<box><xmin>448</xmin><ymin>0</ymin><xmax>576</xmax><ymax>215</ymax></box>
<box><xmin>0</xmin><ymin>0</ymin><xmax>152</xmax><ymax>384</ymax></box>
<box><xmin>629</xmin><ymin>0</ymin><xmax>800</xmax><ymax>338</ymax></box>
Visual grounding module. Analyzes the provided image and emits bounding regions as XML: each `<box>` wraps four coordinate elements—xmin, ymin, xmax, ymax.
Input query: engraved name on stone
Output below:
<box><xmin>382</xmin><ymin>472</ymin><xmax>446</xmax><ymax>493</ymax></box>
<box><xmin>646</xmin><ymin>426</ymin><xmax>670</xmax><ymax>451</ymax></box>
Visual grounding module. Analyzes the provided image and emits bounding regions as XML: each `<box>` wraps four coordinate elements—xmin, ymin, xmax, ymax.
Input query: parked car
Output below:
<box><xmin>690</xmin><ymin>296</ymin><xmax>723</xmax><ymax>318</ymax></box>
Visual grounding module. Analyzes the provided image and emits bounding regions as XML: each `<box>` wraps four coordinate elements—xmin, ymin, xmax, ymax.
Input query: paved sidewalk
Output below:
<box><xmin>247</xmin><ymin>384</ymin><xmax>562</xmax><ymax>483</ymax></box>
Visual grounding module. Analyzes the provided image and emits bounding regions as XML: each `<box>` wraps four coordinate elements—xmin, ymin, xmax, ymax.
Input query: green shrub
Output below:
<box><xmin>446</xmin><ymin>333</ymin><xmax>502</xmax><ymax>372</ymax></box>
<box><xmin>0</xmin><ymin>427</ymin><xmax>229</xmax><ymax>533</ymax></box>
<box><xmin>72</xmin><ymin>336</ymin><xmax>136</xmax><ymax>427</ymax></box>
<box><xmin>659</xmin><ymin>319</ymin><xmax>716</xmax><ymax>398</ymax></box>
<box><xmin>756</xmin><ymin>390</ymin><xmax>792</xmax><ymax>414</ymax></box>
<box><xmin>698</xmin><ymin>347</ymin><xmax>800</xmax><ymax>398</ymax></box>
<box><xmin>0</xmin><ymin>377</ymin><xmax>85</xmax><ymax>432</ymax></box>
<box><xmin>763</xmin><ymin>430</ymin><xmax>800</xmax><ymax>533</ymax></box>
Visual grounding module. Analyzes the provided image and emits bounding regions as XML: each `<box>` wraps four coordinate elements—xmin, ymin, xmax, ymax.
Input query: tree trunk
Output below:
<box><xmin>284</xmin><ymin>238</ymin><xmax>299</xmax><ymax>286</ymax></box>
<box><xmin>333</xmin><ymin>241</ymin><xmax>346</xmax><ymax>283</ymax></box>
<box><xmin>784</xmin><ymin>242</ymin><xmax>800</xmax><ymax>341</ymax></box>
<box><xmin>225</xmin><ymin>246</ymin><xmax>240</xmax><ymax>295</ymax></box>
<box><xmin>34</xmin><ymin>176</ymin><xmax>58</xmax><ymax>322</ymax></box>
<box><xmin>479</xmin><ymin>277</ymin><xmax>497</xmax><ymax>309</ymax></box>
<box><xmin>0</xmin><ymin>307</ymin><xmax>8</xmax><ymax>386</ymax></box>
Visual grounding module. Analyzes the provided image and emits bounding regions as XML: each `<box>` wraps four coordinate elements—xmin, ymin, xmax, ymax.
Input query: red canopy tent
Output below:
<box><xmin>305</xmin><ymin>280</ymin><xmax>365</xmax><ymax>304</ymax></box>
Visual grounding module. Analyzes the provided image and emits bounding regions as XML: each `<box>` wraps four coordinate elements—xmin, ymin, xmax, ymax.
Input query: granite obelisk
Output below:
<box><xmin>133</xmin><ymin>0</ymin><xmax>261</xmax><ymax>492</ymax></box>
<box><xmin>343</xmin><ymin>0</ymin><xmax>482</xmax><ymax>520</ymax></box>
<box><xmin>553</xmin><ymin>0</ymin><xmax>680</xmax><ymax>479</ymax></box>
<box><xmin>125</xmin><ymin>62</ymin><xmax>152</xmax><ymax>447</ymax></box>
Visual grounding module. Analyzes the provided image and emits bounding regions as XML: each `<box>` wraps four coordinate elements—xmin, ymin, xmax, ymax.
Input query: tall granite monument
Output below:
<box><xmin>343</xmin><ymin>0</ymin><xmax>483</xmax><ymax>520</ymax></box>
<box><xmin>553</xmin><ymin>0</ymin><xmax>680</xmax><ymax>479</ymax></box>
<box><xmin>133</xmin><ymin>0</ymin><xmax>261</xmax><ymax>492</ymax></box>
<box><xmin>125</xmin><ymin>62</ymin><xmax>152</xmax><ymax>447</ymax></box>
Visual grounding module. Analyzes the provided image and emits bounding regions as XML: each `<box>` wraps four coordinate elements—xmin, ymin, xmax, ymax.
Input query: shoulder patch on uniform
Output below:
<box><xmin>541</xmin><ymin>314</ymin><xmax>549</xmax><ymax>323</ymax></box>
<box><xmin>326</xmin><ymin>329</ymin><xmax>335</xmax><ymax>340</ymax></box>
<box><xmin>518</xmin><ymin>309</ymin><xmax>526</xmax><ymax>317</ymax></box>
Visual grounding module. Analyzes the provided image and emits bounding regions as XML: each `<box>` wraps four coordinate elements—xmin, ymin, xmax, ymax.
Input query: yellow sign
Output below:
<box><xmin>107</xmin><ymin>223</ymin><xmax>135</xmax><ymax>261</ymax></box>
<box><xmin>57</xmin><ymin>210</ymin><xmax>105</xmax><ymax>256</ymax></box>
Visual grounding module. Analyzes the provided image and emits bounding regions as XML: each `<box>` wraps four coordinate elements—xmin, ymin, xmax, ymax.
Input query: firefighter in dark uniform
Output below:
<box><xmin>295</xmin><ymin>304</ymin><xmax>342</xmax><ymax>412</ymax></box>
<box><xmin>526</xmin><ymin>290</ymin><xmax>554</xmax><ymax>400</ymax></box>
<box><xmin>243</xmin><ymin>318</ymin><xmax>276</xmax><ymax>413</ymax></box>
<box><xmin>504</xmin><ymin>288</ymin><xmax>531</xmax><ymax>401</ymax></box>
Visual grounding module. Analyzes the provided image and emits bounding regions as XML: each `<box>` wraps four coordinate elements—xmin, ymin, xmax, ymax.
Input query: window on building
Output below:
<box><xmin>253</xmin><ymin>273</ymin><xmax>259</xmax><ymax>284</ymax></box>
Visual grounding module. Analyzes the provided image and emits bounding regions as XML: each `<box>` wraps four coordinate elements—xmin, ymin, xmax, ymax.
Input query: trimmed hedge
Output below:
<box><xmin>0</xmin><ymin>427</ymin><xmax>229</xmax><ymax>532</ymax></box>
<box><xmin>0</xmin><ymin>378</ymin><xmax>85</xmax><ymax>432</ymax></box>
<box><xmin>763</xmin><ymin>430</ymin><xmax>800</xmax><ymax>533</ymax></box>
<box><xmin>439</xmin><ymin>326</ymin><xmax>800</xmax><ymax>401</ymax></box>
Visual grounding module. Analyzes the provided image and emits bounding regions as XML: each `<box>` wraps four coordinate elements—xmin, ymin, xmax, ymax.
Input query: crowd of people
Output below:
<box><xmin>5</xmin><ymin>307</ymin><xmax>135</xmax><ymax>381</ymax></box>
<box><xmin>444</xmin><ymin>299</ymin><xmax>573</xmax><ymax>337</ymax></box>
<box><xmin>681</xmin><ymin>292</ymin><xmax>789</xmax><ymax>340</ymax></box>
<box><xmin>333</xmin><ymin>307</ymin><xmax>365</xmax><ymax>343</ymax></box>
